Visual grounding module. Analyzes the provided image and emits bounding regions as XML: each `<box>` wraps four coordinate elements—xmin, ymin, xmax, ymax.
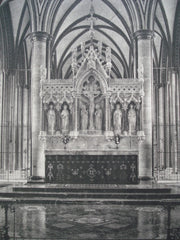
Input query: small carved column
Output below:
<box><xmin>105</xmin><ymin>93</ymin><xmax>110</xmax><ymax>133</ymax></box>
<box><xmin>136</xmin><ymin>99</ymin><xmax>142</xmax><ymax>131</ymax></box>
<box><xmin>74</xmin><ymin>96</ymin><xmax>78</xmax><ymax>133</ymax></box>
<box><xmin>105</xmin><ymin>92</ymin><xmax>114</xmax><ymax>137</ymax></box>
<box><xmin>71</xmin><ymin>93</ymin><xmax>79</xmax><ymax>137</ymax></box>
<box><xmin>122</xmin><ymin>101</ymin><xmax>128</xmax><ymax>133</ymax></box>
<box><xmin>30</xmin><ymin>31</ymin><xmax>51</xmax><ymax>178</ymax></box>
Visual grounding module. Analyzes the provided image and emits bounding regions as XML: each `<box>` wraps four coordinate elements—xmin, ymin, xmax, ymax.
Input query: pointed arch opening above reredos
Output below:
<box><xmin>72</xmin><ymin>43</ymin><xmax>111</xmax><ymax>95</ymax></box>
<box><xmin>75</xmin><ymin>61</ymin><xmax>109</xmax><ymax>95</ymax></box>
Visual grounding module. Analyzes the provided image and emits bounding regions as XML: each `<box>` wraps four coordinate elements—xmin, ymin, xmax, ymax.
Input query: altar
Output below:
<box><xmin>36</xmin><ymin>40</ymin><xmax>146</xmax><ymax>183</ymax></box>
<box><xmin>45</xmin><ymin>155</ymin><xmax>138</xmax><ymax>184</ymax></box>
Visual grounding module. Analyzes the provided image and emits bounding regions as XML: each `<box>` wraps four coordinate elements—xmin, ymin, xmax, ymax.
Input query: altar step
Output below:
<box><xmin>0</xmin><ymin>185</ymin><xmax>176</xmax><ymax>201</ymax></box>
<box><xmin>13</xmin><ymin>186</ymin><xmax>171</xmax><ymax>193</ymax></box>
<box><xmin>0</xmin><ymin>185</ymin><xmax>180</xmax><ymax>204</ymax></box>
<box><xmin>2</xmin><ymin>191</ymin><xmax>180</xmax><ymax>200</ymax></box>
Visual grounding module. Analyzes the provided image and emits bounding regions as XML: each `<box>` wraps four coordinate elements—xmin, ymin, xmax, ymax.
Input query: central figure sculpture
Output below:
<box><xmin>82</xmin><ymin>76</ymin><xmax>101</xmax><ymax>131</ymax></box>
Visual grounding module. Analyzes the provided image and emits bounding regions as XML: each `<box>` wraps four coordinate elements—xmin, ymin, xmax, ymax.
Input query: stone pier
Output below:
<box><xmin>134</xmin><ymin>30</ymin><xmax>154</xmax><ymax>179</ymax></box>
<box><xmin>30</xmin><ymin>32</ymin><xmax>51</xmax><ymax>178</ymax></box>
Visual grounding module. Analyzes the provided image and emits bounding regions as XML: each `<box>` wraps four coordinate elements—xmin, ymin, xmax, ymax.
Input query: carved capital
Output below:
<box><xmin>133</xmin><ymin>30</ymin><xmax>154</xmax><ymax>40</ymax></box>
<box><xmin>29</xmin><ymin>31</ymin><xmax>52</xmax><ymax>42</ymax></box>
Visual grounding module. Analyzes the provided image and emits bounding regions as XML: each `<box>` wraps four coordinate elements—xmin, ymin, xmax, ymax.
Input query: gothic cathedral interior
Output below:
<box><xmin>0</xmin><ymin>0</ymin><xmax>180</xmax><ymax>183</ymax></box>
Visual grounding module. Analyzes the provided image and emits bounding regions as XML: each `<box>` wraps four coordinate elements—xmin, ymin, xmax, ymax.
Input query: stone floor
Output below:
<box><xmin>0</xmin><ymin>203</ymin><xmax>175</xmax><ymax>239</ymax></box>
<box><xmin>0</xmin><ymin>182</ymin><xmax>180</xmax><ymax>239</ymax></box>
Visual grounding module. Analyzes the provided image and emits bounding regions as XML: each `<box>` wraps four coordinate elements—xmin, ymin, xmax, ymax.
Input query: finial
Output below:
<box><xmin>90</xmin><ymin>0</ymin><xmax>94</xmax><ymax>16</ymax></box>
<box><xmin>88</xmin><ymin>0</ymin><xmax>96</xmax><ymax>45</ymax></box>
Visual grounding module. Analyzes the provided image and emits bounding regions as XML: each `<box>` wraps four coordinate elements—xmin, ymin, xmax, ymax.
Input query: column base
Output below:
<box><xmin>138</xmin><ymin>176</ymin><xmax>154</xmax><ymax>181</ymax></box>
<box><xmin>30</xmin><ymin>176</ymin><xmax>44</xmax><ymax>181</ymax></box>
<box><xmin>32</xmin><ymin>135</ymin><xmax>46</xmax><ymax>178</ymax></box>
<box><xmin>104</xmin><ymin>131</ymin><xmax>114</xmax><ymax>138</ymax></box>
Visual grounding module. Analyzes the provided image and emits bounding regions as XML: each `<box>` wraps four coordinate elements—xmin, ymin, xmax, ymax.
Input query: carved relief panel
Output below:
<box><xmin>40</xmin><ymin>80</ymin><xmax>74</xmax><ymax>135</ymax></box>
<box><xmin>78</xmin><ymin>75</ymin><xmax>105</xmax><ymax>133</ymax></box>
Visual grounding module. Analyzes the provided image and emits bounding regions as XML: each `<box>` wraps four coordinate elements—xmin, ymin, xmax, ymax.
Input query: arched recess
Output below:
<box><xmin>76</xmin><ymin>69</ymin><xmax>108</xmax><ymax>95</ymax></box>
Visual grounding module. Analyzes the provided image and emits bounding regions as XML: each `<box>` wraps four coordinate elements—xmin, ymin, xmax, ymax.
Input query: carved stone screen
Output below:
<box><xmin>45</xmin><ymin>155</ymin><xmax>138</xmax><ymax>184</ymax></box>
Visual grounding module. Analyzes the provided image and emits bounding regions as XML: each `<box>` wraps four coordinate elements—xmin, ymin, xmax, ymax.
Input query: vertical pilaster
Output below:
<box><xmin>171</xmin><ymin>71</ymin><xmax>178</xmax><ymax>172</ymax></box>
<box><xmin>0</xmin><ymin>71</ymin><xmax>3</xmax><ymax>168</ymax></box>
<box><xmin>22</xmin><ymin>86</ymin><xmax>29</xmax><ymax>170</ymax></box>
<box><xmin>9</xmin><ymin>74</ymin><xmax>15</xmax><ymax>171</ymax></box>
<box><xmin>12</xmin><ymin>72</ymin><xmax>18</xmax><ymax>171</ymax></box>
<box><xmin>17</xmin><ymin>84</ymin><xmax>22</xmax><ymax>170</ymax></box>
<box><xmin>176</xmin><ymin>73</ymin><xmax>180</xmax><ymax>171</ymax></box>
<box><xmin>165</xmin><ymin>79</ymin><xmax>170</xmax><ymax>168</ymax></box>
<box><xmin>30</xmin><ymin>32</ymin><xmax>50</xmax><ymax>178</ymax></box>
<box><xmin>158</xmin><ymin>84</ymin><xmax>165</xmax><ymax>168</ymax></box>
<box><xmin>152</xmin><ymin>83</ymin><xmax>158</xmax><ymax>169</ymax></box>
<box><xmin>133</xmin><ymin>38</ymin><xmax>137</xmax><ymax>78</ymax></box>
<box><xmin>134</xmin><ymin>30</ymin><xmax>154</xmax><ymax>179</ymax></box>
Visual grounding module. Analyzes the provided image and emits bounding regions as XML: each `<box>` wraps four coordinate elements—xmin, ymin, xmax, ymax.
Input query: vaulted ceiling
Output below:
<box><xmin>0</xmin><ymin>0</ymin><xmax>179</xmax><ymax>79</ymax></box>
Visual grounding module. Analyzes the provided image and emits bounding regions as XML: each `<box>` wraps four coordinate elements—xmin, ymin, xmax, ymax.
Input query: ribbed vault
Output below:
<box><xmin>0</xmin><ymin>0</ymin><xmax>178</xmax><ymax>79</ymax></box>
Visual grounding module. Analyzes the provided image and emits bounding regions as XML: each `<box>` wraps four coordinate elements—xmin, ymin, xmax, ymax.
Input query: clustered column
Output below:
<box><xmin>133</xmin><ymin>30</ymin><xmax>154</xmax><ymax>179</ymax></box>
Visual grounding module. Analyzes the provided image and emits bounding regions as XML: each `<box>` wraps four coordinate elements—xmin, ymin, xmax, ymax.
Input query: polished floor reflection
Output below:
<box><xmin>1</xmin><ymin>204</ymin><xmax>180</xmax><ymax>239</ymax></box>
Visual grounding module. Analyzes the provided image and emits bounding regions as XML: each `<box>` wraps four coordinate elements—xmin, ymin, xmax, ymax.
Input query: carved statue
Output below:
<box><xmin>113</xmin><ymin>103</ymin><xmax>122</xmax><ymax>134</ymax></box>
<box><xmin>61</xmin><ymin>104</ymin><xmax>70</xmax><ymax>132</ymax></box>
<box><xmin>82</xmin><ymin>76</ymin><xmax>101</xmax><ymax>130</ymax></box>
<box><xmin>80</xmin><ymin>104</ymin><xmax>88</xmax><ymax>130</ymax></box>
<box><xmin>128</xmin><ymin>104</ymin><xmax>136</xmax><ymax>135</ymax></box>
<box><xmin>47</xmin><ymin>103</ymin><xmax>56</xmax><ymax>135</ymax></box>
<box><xmin>94</xmin><ymin>104</ymin><xmax>102</xmax><ymax>130</ymax></box>
<box><xmin>88</xmin><ymin>49</ymin><xmax>96</xmax><ymax>69</ymax></box>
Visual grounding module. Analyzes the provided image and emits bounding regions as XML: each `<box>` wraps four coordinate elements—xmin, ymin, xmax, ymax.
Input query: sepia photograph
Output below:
<box><xmin>0</xmin><ymin>0</ymin><xmax>180</xmax><ymax>239</ymax></box>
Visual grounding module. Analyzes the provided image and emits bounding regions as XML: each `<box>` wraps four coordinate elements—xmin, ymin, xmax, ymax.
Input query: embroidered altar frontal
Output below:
<box><xmin>45</xmin><ymin>155</ymin><xmax>138</xmax><ymax>184</ymax></box>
